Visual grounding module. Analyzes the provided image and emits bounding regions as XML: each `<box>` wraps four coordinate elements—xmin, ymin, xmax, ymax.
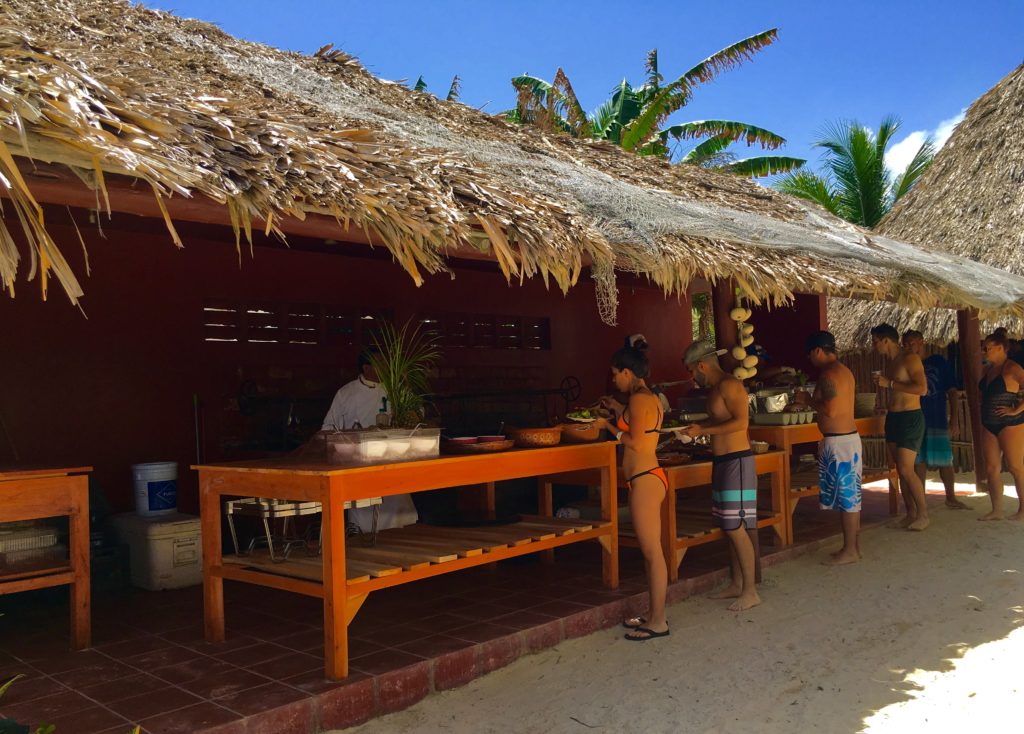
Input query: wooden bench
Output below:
<box><xmin>0</xmin><ymin>466</ymin><xmax>91</xmax><ymax>650</ymax></box>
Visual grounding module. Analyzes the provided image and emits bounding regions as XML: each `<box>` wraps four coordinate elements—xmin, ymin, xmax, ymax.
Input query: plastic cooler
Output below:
<box><xmin>108</xmin><ymin>512</ymin><xmax>202</xmax><ymax>590</ymax></box>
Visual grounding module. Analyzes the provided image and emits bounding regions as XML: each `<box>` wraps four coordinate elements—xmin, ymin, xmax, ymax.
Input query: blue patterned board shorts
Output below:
<box><xmin>819</xmin><ymin>432</ymin><xmax>863</xmax><ymax>513</ymax></box>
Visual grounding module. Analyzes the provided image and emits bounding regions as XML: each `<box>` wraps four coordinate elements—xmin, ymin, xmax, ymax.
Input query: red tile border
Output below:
<box><xmin>375</xmin><ymin>661</ymin><xmax>431</xmax><ymax>715</ymax></box>
<box><xmin>522</xmin><ymin>619</ymin><xmax>564</xmax><ymax>653</ymax></box>
<box><xmin>431</xmin><ymin>646</ymin><xmax>479</xmax><ymax>691</ymax></box>
<box><xmin>313</xmin><ymin>676</ymin><xmax>376</xmax><ymax>730</ymax></box>
<box><xmin>477</xmin><ymin>634</ymin><xmax>522</xmax><ymax>675</ymax></box>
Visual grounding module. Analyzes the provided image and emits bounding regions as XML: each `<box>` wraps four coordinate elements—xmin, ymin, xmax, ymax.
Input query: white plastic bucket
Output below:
<box><xmin>131</xmin><ymin>462</ymin><xmax>178</xmax><ymax>516</ymax></box>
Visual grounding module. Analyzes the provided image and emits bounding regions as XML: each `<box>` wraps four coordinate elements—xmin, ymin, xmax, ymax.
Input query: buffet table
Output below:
<box><xmin>539</xmin><ymin>450</ymin><xmax>787</xmax><ymax>582</ymax></box>
<box><xmin>0</xmin><ymin>466</ymin><xmax>91</xmax><ymax>650</ymax></box>
<box><xmin>748</xmin><ymin>415</ymin><xmax>898</xmax><ymax>542</ymax></box>
<box><xmin>195</xmin><ymin>442</ymin><xmax>618</xmax><ymax>680</ymax></box>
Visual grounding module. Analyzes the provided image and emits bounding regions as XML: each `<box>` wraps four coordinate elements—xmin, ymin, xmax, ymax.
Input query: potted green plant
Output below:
<box><xmin>368</xmin><ymin>320</ymin><xmax>441</xmax><ymax>429</ymax></box>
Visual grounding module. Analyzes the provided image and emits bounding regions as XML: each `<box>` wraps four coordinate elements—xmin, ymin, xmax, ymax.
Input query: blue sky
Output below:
<box><xmin>145</xmin><ymin>0</ymin><xmax>1023</xmax><ymax>177</ymax></box>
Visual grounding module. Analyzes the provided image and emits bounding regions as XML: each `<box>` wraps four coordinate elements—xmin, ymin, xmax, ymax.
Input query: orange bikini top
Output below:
<box><xmin>615</xmin><ymin>406</ymin><xmax>662</xmax><ymax>435</ymax></box>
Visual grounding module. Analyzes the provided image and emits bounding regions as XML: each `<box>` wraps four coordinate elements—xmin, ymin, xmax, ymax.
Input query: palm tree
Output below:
<box><xmin>505</xmin><ymin>32</ymin><xmax>804</xmax><ymax>177</ymax></box>
<box><xmin>775</xmin><ymin>116</ymin><xmax>934</xmax><ymax>227</ymax></box>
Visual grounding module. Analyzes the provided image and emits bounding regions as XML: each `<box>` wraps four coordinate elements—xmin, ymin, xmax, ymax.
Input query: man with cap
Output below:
<box><xmin>794</xmin><ymin>331</ymin><xmax>862</xmax><ymax>564</ymax></box>
<box><xmin>680</xmin><ymin>341</ymin><xmax>761</xmax><ymax>611</ymax></box>
<box><xmin>322</xmin><ymin>349</ymin><xmax>418</xmax><ymax>533</ymax></box>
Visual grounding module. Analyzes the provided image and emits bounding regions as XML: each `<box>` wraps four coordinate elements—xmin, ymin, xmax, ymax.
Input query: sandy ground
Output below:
<box><xmin>340</xmin><ymin>475</ymin><xmax>1024</xmax><ymax>734</ymax></box>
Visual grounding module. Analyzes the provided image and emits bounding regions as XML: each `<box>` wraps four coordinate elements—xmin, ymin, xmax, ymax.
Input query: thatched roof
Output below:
<box><xmin>3</xmin><ymin>0</ymin><xmax>1024</xmax><ymax>324</ymax></box>
<box><xmin>830</xmin><ymin>64</ymin><xmax>1024</xmax><ymax>350</ymax></box>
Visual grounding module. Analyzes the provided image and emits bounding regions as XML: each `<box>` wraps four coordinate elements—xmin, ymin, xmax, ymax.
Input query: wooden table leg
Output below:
<box><xmin>769</xmin><ymin>458</ymin><xmax>789</xmax><ymax>546</ymax></box>
<box><xmin>782</xmin><ymin>436</ymin><xmax>795</xmax><ymax>545</ymax></box>
<box><xmin>663</xmin><ymin>485</ymin><xmax>679</xmax><ymax>582</ymax></box>
<box><xmin>200</xmin><ymin>472</ymin><xmax>225</xmax><ymax>643</ymax></box>
<box><xmin>322</xmin><ymin>479</ymin><xmax>349</xmax><ymax>680</ymax></box>
<box><xmin>539</xmin><ymin>478</ymin><xmax>555</xmax><ymax>564</ymax></box>
<box><xmin>599</xmin><ymin>455</ymin><xmax>619</xmax><ymax>589</ymax></box>
<box><xmin>69</xmin><ymin>475</ymin><xmax>91</xmax><ymax>650</ymax></box>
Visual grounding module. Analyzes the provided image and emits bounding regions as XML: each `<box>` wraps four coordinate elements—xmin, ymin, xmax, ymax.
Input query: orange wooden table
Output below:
<box><xmin>195</xmin><ymin>442</ymin><xmax>618</xmax><ymax>680</ymax></box>
<box><xmin>540</xmin><ymin>450</ymin><xmax>787</xmax><ymax>581</ymax></box>
<box><xmin>748</xmin><ymin>416</ymin><xmax>898</xmax><ymax>542</ymax></box>
<box><xmin>0</xmin><ymin>466</ymin><xmax>92</xmax><ymax>650</ymax></box>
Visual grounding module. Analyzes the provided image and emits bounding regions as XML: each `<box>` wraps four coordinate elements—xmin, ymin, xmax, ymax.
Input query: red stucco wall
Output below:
<box><xmin>2</xmin><ymin>210</ymin><xmax>692</xmax><ymax>512</ymax></box>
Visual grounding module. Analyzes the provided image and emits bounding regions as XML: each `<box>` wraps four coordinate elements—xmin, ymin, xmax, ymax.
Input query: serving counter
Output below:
<box><xmin>195</xmin><ymin>442</ymin><xmax>618</xmax><ymax>679</ymax></box>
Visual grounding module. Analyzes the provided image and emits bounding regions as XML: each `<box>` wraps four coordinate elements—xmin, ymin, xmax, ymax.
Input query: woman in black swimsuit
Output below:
<box><xmin>593</xmin><ymin>342</ymin><xmax>670</xmax><ymax>640</ymax></box>
<box><xmin>977</xmin><ymin>328</ymin><xmax>1024</xmax><ymax>521</ymax></box>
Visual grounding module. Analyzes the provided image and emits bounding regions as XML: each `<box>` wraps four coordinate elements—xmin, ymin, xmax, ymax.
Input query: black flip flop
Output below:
<box><xmin>625</xmin><ymin>626</ymin><xmax>670</xmax><ymax>641</ymax></box>
<box><xmin>622</xmin><ymin>616</ymin><xmax>647</xmax><ymax>630</ymax></box>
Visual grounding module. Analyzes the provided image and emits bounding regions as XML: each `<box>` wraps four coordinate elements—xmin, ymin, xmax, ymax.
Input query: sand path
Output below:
<box><xmin>340</xmin><ymin>480</ymin><xmax>1024</xmax><ymax>733</ymax></box>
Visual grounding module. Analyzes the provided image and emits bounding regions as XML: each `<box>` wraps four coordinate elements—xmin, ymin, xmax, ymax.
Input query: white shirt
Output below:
<box><xmin>321</xmin><ymin>376</ymin><xmax>417</xmax><ymax>531</ymax></box>
<box><xmin>322</xmin><ymin>376</ymin><xmax>388</xmax><ymax>431</ymax></box>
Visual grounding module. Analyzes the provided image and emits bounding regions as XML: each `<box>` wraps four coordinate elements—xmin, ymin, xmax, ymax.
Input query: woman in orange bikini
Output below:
<box><xmin>594</xmin><ymin>341</ymin><xmax>669</xmax><ymax>641</ymax></box>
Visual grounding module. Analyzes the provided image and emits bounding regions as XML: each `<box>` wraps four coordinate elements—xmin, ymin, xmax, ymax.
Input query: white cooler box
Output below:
<box><xmin>109</xmin><ymin>512</ymin><xmax>202</xmax><ymax>590</ymax></box>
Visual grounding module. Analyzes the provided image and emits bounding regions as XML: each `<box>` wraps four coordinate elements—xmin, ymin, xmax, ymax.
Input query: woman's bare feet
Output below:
<box><xmin>708</xmin><ymin>583</ymin><xmax>742</xmax><ymax>600</ymax></box>
<box><xmin>907</xmin><ymin>517</ymin><xmax>930</xmax><ymax>531</ymax></box>
<box><xmin>728</xmin><ymin>592</ymin><xmax>761</xmax><ymax>611</ymax></box>
<box><xmin>823</xmin><ymin>550</ymin><xmax>860</xmax><ymax>565</ymax></box>
<box><xmin>889</xmin><ymin>515</ymin><xmax>914</xmax><ymax>529</ymax></box>
<box><xmin>978</xmin><ymin>510</ymin><xmax>1004</xmax><ymax>521</ymax></box>
<box><xmin>945</xmin><ymin>498</ymin><xmax>971</xmax><ymax>510</ymax></box>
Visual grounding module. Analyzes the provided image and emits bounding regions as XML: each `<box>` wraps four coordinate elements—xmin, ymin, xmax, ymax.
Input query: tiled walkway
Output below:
<box><xmin>0</xmin><ymin>482</ymin><xmax>935</xmax><ymax>733</ymax></box>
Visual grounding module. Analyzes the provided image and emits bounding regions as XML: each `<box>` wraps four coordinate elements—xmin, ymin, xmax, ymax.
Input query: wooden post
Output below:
<box><xmin>957</xmin><ymin>308</ymin><xmax>987</xmax><ymax>486</ymax></box>
<box><xmin>322</xmin><ymin>476</ymin><xmax>349</xmax><ymax>680</ymax></box>
<box><xmin>200</xmin><ymin>472</ymin><xmax>225</xmax><ymax>643</ymax></box>
<box><xmin>712</xmin><ymin>279</ymin><xmax>739</xmax><ymax>370</ymax></box>
<box><xmin>69</xmin><ymin>475</ymin><xmax>91</xmax><ymax>650</ymax></box>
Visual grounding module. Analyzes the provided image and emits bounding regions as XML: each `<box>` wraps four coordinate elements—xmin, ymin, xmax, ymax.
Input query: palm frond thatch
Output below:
<box><xmin>0</xmin><ymin>2</ymin><xmax>1022</xmax><ymax>328</ymax></box>
<box><xmin>829</xmin><ymin>65</ymin><xmax>1024</xmax><ymax>350</ymax></box>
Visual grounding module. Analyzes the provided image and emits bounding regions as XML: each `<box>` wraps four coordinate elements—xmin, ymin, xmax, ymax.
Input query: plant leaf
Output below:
<box><xmin>890</xmin><ymin>137</ymin><xmax>935</xmax><ymax>203</ymax></box>
<box><xmin>775</xmin><ymin>171</ymin><xmax>842</xmax><ymax>216</ymax></box>
<box><xmin>661</xmin><ymin>120</ymin><xmax>786</xmax><ymax>150</ymax></box>
<box><xmin>413</xmin><ymin>75</ymin><xmax>427</xmax><ymax>93</ymax></box>
<box><xmin>446</xmin><ymin>75</ymin><xmax>461</xmax><ymax>102</ymax></box>
<box><xmin>723</xmin><ymin>156</ymin><xmax>805</xmax><ymax>177</ymax></box>
<box><xmin>551</xmin><ymin>68</ymin><xmax>591</xmax><ymax>137</ymax></box>
<box><xmin>645</xmin><ymin>48</ymin><xmax>662</xmax><ymax>89</ymax></box>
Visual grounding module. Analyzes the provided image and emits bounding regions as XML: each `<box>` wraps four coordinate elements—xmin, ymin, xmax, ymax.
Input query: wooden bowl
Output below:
<box><xmin>506</xmin><ymin>426</ymin><xmax>563</xmax><ymax>448</ymax></box>
<box><xmin>561</xmin><ymin>422</ymin><xmax>603</xmax><ymax>443</ymax></box>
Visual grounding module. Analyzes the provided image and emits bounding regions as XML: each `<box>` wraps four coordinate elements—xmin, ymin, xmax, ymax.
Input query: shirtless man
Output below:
<box><xmin>681</xmin><ymin>341</ymin><xmax>760</xmax><ymax>611</ymax></box>
<box><xmin>871</xmin><ymin>323</ymin><xmax>930</xmax><ymax>531</ymax></box>
<box><xmin>794</xmin><ymin>331</ymin><xmax>862</xmax><ymax>564</ymax></box>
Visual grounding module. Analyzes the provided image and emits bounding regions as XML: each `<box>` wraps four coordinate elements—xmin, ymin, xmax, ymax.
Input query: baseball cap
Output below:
<box><xmin>805</xmin><ymin>331</ymin><xmax>836</xmax><ymax>353</ymax></box>
<box><xmin>683</xmin><ymin>341</ymin><xmax>726</xmax><ymax>366</ymax></box>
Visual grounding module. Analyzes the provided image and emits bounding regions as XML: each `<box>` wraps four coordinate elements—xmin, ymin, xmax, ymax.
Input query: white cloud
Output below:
<box><xmin>885</xmin><ymin>110</ymin><xmax>965</xmax><ymax>177</ymax></box>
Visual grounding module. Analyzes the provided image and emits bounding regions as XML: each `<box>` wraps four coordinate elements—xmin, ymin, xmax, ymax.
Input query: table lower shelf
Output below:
<box><xmin>619</xmin><ymin>509</ymin><xmax>783</xmax><ymax>547</ymax></box>
<box><xmin>220</xmin><ymin>516</ymin><xmax>612</xmax><ymax>593</ymax></box>
<box><xmin>789</xmin><ymin>466</ymin><xmax>896</xmax><ymax>498</ymax></box>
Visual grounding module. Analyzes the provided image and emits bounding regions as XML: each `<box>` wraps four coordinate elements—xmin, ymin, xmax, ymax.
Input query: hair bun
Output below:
<box><xmin>625</xmin><ymin>333</ymin><xmax>649</xmax><ymax>352</ymax></box>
